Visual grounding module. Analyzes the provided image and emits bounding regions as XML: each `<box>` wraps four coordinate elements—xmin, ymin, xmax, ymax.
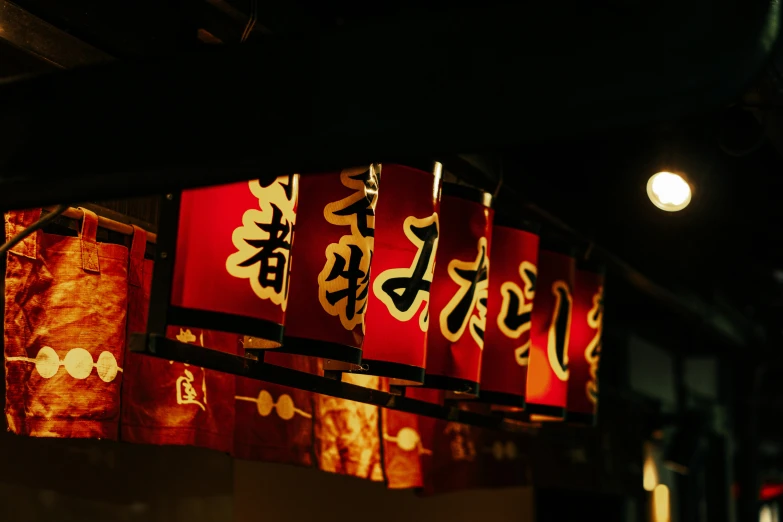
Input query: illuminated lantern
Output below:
<box><xmin>566</xmin><ymin>264</ymin><xmax>604</xmax><ymax>424</ymax></box>
<box><xmin>357</xmin><ymin>163</ymin><xmax>442</xmax><ymax>384</ymax></box>
<box><xmin>171</xmin><ymin>175</ymin><xmax>299</xmax><ymax>351</ymax></box>
<box><xmin>423</xmin><ymin>184</ymin><xmax>493</xmax><ymax>395</ymax></box>
<box><xmin>525</xmin><ymin>245</ymin><xmax>576</xmax><ymax>420</ymax></box>
<box><xmin>281</xmin><ymin>165</ymin><xmax>380</xmax><ymax>365</ymax></box>
<box><xmin>479</xmin><ymin>216</ymin><xmax>540</xmax><ymax>406</ymax></box>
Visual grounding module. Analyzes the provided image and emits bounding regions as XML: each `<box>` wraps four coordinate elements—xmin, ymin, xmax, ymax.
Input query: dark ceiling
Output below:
<box><xmin>504</xmin><ymin>117</ymin><xmax>783</xmax><ymax>316</ymax></box>
<box><xmin>0</xmin><ymin>39</ymin><xmax>52</xmax><ymax>78</ymax></box>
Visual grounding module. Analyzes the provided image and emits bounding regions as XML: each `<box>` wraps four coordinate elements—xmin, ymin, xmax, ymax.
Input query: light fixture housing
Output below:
<box><xmin>647</xmin><ymin>171</ymin><xmax>692</xmax><ymax>212</ymax></box>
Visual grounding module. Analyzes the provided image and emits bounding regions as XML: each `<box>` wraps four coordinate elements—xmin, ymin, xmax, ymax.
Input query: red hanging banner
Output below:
<box><xmin>233</xmin><ymin>347</ymin><xmax>315</xmax><ymax>465</ymax></box>
<box><xmin>525</xmin><ymin>247</ymin><xmax>575</xmax><ymax>420</ymax></box>
<box><xmin>282</xmin><ymin>165</ymin><xmax>380</xmax><ymax>365</ymax></box>
<box><xmin>420</xmin><ymin>402</ymin><xmax>484</xmax><ymax>496</ymax></box>
<box><xmin>358</xmin><ymin>163</ymin><xmax>442</xmax><ymax>384</ymax></box>
<box><xmin>126</xmin><ymin>225</ymin><xmax>153</xmax><ymax>350</ymax></box>
<box><xmin>566</xmin><ymin>266</ymin><xmax>604</xmax><ymax>424</ymax></box>
<box><xmin>171</xmin><ymin>175</ymin><xmax>299</xmax><ymax>349</ymax></box>
<box><xmin>479</xmin><ymin>218</ymin><xmax>540</xmax><ymax>407</ymax></box>
<box><xmin>315</xmin><ymin>373</ymin><xmax>384</xmax><ymax>481</ymax></box>
<box><xmin>423</xmin><ymin>184</ymin><xmax>493</xmax><ymax>395</ymax></box>
<box><xmin>405</xmin><ymin>386</ymin><xmax>443</xmax><ymax>492</ymax></box>
<box><xmin>122</xmin><ymin>325</ymin><xmax>239</xmax><ymax>451</ymax></box>
<box><xmin>381</xmin><ymin>380</ymin><xmax>433</xmax><ymax>489</ymax></box>
<box><xmin>123</xmin><ymin>226</ymin><xmax>239</xmax><ymax>451</ymax></box>
<box><xmin>4</xmin><ymin>208</ymin><xmax>128</xmax><ymax>439</ymax></box>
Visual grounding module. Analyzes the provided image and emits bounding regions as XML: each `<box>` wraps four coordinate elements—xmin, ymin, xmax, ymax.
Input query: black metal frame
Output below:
<box><xmin>279</xmin><ymin>336</ymin><xmax>363</xmax><ymax>366</ymax></box>
<box><xmin>136</xmin><ymin>191</ymin><xmax>531</xmax><ymax>431</ymax></box>
<box><xmin>129</xmin><ymin>332</ymin><xmax>528</xmax><ymax>431</ymax></box>
<box><xmin>420</xmin><ymin>374</ymin><xmax>480</xmax><ymax>396</ymax></box>
<box><xmin>524</xmin><ymin>402</ymin><xmax>566</xmax><ymax>419</ymax></box>
<box><xmin>0</xmin><ymin>0</ymin><xmax>112</xmax><ymax>70</ymax></box>
<box><xmin>347</xmin><ymin>359</ymin><xmax>426</xmax><ymax>385</ymax></box>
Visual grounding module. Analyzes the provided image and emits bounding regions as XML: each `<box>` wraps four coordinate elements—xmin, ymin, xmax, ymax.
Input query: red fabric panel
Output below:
<box><xmin>404</xmin><ymin>386</ymin><xmax>442</xmax><ymax>492</ymax></box>
<box><xmin>286</xmin><ymin>167</ymin><xmax>379</xmax><ymax>351</ymax></box>
<box><xmin>416</xmin><ymin>398</ymin><xmax>530</xmax><ymax>495</ymax></box>
<box><xmin>172</xmin><ymin>176</ymin><xmax>298</xmax><ymax>345</ymax></box>
<box><xmin>122</xmin><ymin>225</ymin><xmax>239</xmax><ymax>452</ymax></box>
<box><xmin>479</xmin><ymin>428</ymin><xmax>531</xmax><ymax>489</ymax></box>
<box><xmin>380</xmin><ymin>379</ymin><xmax>426</xmax><ymax>489</ymax></box>
<box><xmin>481</xmin><ymin>226</ymin><xmax>540</xmax><ymax>398</ymax></box>
<box><xmin>4</xmin><ymin>209</ymin><xmax>128</xmax><ymax>439</ymax></box>
<box><xmin>526</xmin><ymin>249</ymin><xmax>575</xmax><ymax>412</ymax></box>
<box><xmin>121</xmin><ymin>325</ymin><xmax>239</xmax><ymax>451</ymax></box>
<box><xmin>420</xmin><ymin>402</ymin><xmax>483</xmax><ymax>495</ymax></box>
<box><xmin>425</xmin><ymin>193</ymin><xmax>493</xmax><ymax>388</ymax></box>
<box><xmin>567</xmin><ymin>269</ymin><xmax>604</xmax><ymax>417</ymax></box>
<box><xmin>383</xmin><ymin>407</ymin><xmax>425</xmax><ymax>489</ymax></box>
<box><xmin>315</xmin><ymin>372</ymin><xmax>383</xmax><ymax>481</ymax></box>
<box><xmin>233</xmin><ymin>350</ymin><xmax>315</xmax><ymax>465</ymax></box>
<box><xmin>362</xmin><ymin>164</ymin><xmax>441</xmax><ymax>376</ymax></box>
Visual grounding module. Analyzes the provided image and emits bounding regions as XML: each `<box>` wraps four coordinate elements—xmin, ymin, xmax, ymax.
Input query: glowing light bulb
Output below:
<box><xmin>653</xmin><ymin>484</ymin><xmax>671</xmax><ymax>522</ymax></box>
<box><xmin>647</xmin><ymin>172</ymin><xmax>692</xmax><ymax>212</ymax></box>
<box><xmin>643</xmin><ymin>453</ymin><xmax>659</xmax><ymax>492</ymax></box>
<box><xmin>760</xmin><ymin>505</ymin><xmax>774</xmax><ymax>522</ymax></box>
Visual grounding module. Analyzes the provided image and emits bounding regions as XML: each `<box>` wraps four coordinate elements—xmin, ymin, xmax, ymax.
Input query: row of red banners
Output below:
<box><xmin>2</xmin><ymin>164</ymin><xmax>602</xmax><ymax>489</ymax></box>
<box><xmin>173</xmin><ymin>163</ymin><xmax>604</xmax><ymax>419</ymax></box>
<box><xmin>3</xmin><ymin>207</ymin><xmax>524</xmax><ymax>491</ymax></box>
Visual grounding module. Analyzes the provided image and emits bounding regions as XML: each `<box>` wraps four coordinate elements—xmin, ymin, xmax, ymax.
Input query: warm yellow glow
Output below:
<box><xmin>643</xmin><ymin>448</ymin><xmax>659</xmax><ymax>492</ymax></box>
<box><xmin>653</xmin><ymin>485</ymin><xmax>670</xmax><ymax>522</ymax></box>
<box><xmin>760</xmin><ymin>505</ymin><xmax>774</xmax><ymax>522</ymax></box>
<box><xmin>529</xmin><ymin>414</ymin><xmax>562</xmax><ymax>423</ymax></box>
<box><xmin>647</xmin><ymin>171</ymin><xmax>692</xmax><ymax>212</ymax></box>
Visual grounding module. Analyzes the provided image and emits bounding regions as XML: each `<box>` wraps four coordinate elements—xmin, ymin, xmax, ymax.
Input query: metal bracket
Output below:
<box><xmin>0</xmin><ymin>1</ymin><xmax>112</xmax><ymax>69</ymax></box>
<box><xmin>129</xmin><ymin>332</ymin><xmax>527</xmax><ymax>432</ymax></box>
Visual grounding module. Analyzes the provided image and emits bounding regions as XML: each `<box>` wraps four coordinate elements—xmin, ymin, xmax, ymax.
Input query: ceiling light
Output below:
<box><xmin>647</xmin><ymin>172</ymin><xmax>692</xmax><ymax>212</ymax></box>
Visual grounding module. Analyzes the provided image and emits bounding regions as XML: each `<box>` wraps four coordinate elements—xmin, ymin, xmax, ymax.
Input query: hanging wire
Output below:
<box><xmin>0</xmin><ymin>205</ymin><xmax>68</xmax><ymax>255</ymax></box>
<box><xmin>240</xmin><ymin>0</ymin><xmax>258</xmax><ymax>43</ymax></box>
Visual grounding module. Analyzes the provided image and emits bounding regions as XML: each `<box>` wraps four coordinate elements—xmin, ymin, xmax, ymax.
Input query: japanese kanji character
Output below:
<box><xmin>469</xmin><ymin>292</ymin><xmax>488</xmax><ymax>348</ymax></box>
<box><xmin>324</xmin><ymin>165</ymin><xmax>381</xmax><ymax>238</ymax></box>
<box><xmin>173</xmin><ymin>328</ymin><xmax>207</xmax><ymax>410</ymax></box>
<box><xmin>373</xmin><ymin>214</ymin><xmax>439</xmax><ymax>332</ymax></box>
<box><xmin>176</xmin><ymin>369</ymin><xmax>206</xmax><ymax>411</ymax></box>
<box><xmin>585</xmin><ymin>287</ymin><xmax>603</xmax><ymax>404</ymax></box>
<box><xmin>547</xmin><ymin>280</ymin><xmax>572</xmax><ymax>381</ymax></box>
<box><xmin>235</xmin><ymin>206</ymin><xmax>292</xmax><ymax>295</ymax></box>
<box><xmin>439</xmin><ymin>237</ymin><xmax>489</xmax><ymax>346</ymax></box>
<box><xmin>318</xmin><ymin>165</ymin><xmax>380</xmax><ymax>330</ymax></box>
<box><xmin>319</xmin><ymin>238</ymin><xmax>373</xmax><ymax>330</ymax></box>
<box><xmin>498</xmin><ymin>261</ymin><xmax>537</xmax><ymax>366</ymax></box>
<box><xmin>227</xmin><ymin>176</ymin><xmax>298</xmax><ymax>309</ymax></box>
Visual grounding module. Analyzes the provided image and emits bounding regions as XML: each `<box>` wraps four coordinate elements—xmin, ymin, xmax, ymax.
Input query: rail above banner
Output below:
<box><xmin>128</xmin><ymin>333</ymin><xmax>525</xmax><ymax>432</ymax></box>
